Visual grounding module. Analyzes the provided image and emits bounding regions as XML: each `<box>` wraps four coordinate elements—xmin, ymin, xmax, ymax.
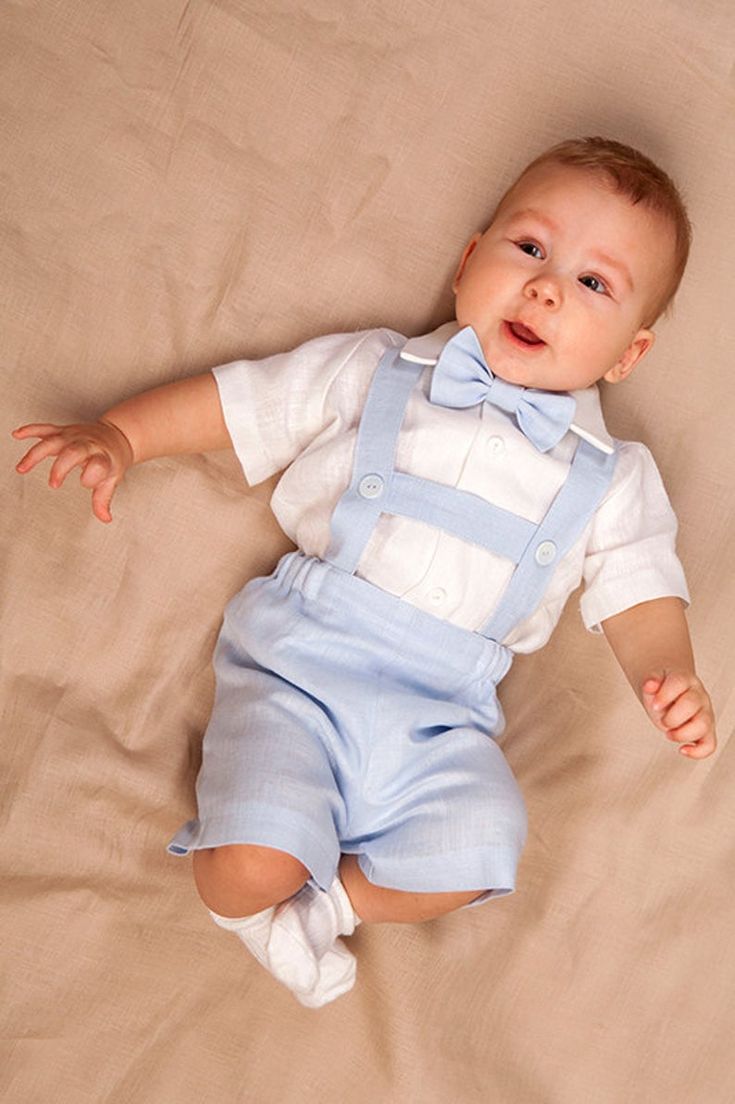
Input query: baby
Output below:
<box><xmin>13</xmin><ymin>137</ymin><xmax>716</xmax><ymax>1008</ymax></box>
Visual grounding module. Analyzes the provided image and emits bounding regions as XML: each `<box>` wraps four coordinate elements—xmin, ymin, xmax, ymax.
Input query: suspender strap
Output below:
<box><xmin>479</xmin><ymin>439</ymin><xmax>618</xmax><ymax>641</ymax></box>
<box><xmin>385</xmin><ymin>473</ymin><xmax>536</xmax><ymax>562</ymax></box>
<box><xmin>325</xmin><ymin>346</ymin><xmax>539</xmax><ymax>573</ymax></box>
<box><xmin>326</xmin><ymin>348</ymin><xmax>421</xmax><ymax>573</ymax></box>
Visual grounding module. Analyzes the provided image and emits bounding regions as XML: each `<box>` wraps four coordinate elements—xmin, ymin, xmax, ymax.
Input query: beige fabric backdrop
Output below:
<box><xmin>2</xmin><ymin>1</ymin><xmax>734</xmax><ymax>1101</ymax></box>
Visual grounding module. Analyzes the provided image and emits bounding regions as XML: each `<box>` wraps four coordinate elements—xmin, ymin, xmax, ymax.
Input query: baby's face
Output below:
<box><xmin>453</xmin><ymin>163</ymin><xmax>676</xmax><ymax>392</ymax></box>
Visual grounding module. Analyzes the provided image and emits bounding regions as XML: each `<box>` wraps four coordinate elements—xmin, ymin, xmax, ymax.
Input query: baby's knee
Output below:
<box><xmin>192</xmin><ymin>844</ymin><xmax>310</xmax><ymax>916</ymax></box>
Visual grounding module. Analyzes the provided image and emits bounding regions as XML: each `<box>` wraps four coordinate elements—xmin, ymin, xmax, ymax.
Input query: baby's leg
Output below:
<box><xmin>192</xmin><ymin>843</ymin><xmax>309</xmax><ymax>917</ymax></box>
<box><xmin>192</xmin><ymin>844</ymin><xmax>358</xmax><ymax>1007</ymax></box>
<box><xmin>340</xmin><ymin>854</ymin><xmax>482</xmax><ymax>923</ymax></box>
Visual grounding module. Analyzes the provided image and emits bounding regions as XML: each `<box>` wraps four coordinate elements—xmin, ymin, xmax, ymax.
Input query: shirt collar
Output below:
<box><xmin>399</xmin><ymin>321</ymin><xmax>615</xmax><ymax>455</ymax></box>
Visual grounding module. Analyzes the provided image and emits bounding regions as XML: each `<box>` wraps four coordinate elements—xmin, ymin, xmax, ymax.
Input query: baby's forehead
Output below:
<box><xmin>493</xmin><ymin>163</ymin><xmax>624</xmax><ymax>218</ymax></box>
<box><xmin>490</xmin><ymin>164</ymin><xmax>674</xmax><ymax>250</ymax></box>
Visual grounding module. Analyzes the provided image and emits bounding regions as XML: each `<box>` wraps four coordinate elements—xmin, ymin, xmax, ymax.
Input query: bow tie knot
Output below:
<box><xmin>428</xmin><ymin>326</ymin><xmax>576</xmax><ymax>453</ymax></box>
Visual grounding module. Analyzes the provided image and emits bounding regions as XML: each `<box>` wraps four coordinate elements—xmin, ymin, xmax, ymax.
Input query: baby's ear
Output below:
<box><xmin>452</xmin><ymin>233</ymin><xmax>482</xmax><ymax>294</ymax></box>
<box><xmin>604</xmin><ymin>328</ymin><xmax>655</xmax><ymax>384</ymax></box>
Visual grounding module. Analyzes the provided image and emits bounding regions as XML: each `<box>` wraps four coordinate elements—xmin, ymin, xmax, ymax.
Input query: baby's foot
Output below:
<box><xmin>266</xmin><ymin>878</ymin><xmax>360</xmax><ymax>1006</ymax></box>
<box><xmin>209</xmin><ymin>877</ymin><xmax>360</xmax><ymax>1007</ymax></box>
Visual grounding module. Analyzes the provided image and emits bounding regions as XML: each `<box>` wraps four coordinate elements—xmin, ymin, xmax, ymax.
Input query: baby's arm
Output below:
<box><xmin>601</xmin><ymin>597</ymin><xmax>716</xmax><ymax>760</ymax></box>
<box><xmin>13</xmin><ymin>372</ymin><xmax>231</xmax><ymax>523</ymax></box>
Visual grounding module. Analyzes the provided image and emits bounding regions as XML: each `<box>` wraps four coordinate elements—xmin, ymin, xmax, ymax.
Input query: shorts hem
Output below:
<box><xmin>356</xmin><ymin>846</ymin><xmax>520</xmax><ymax>901</ymax></box>
<box><xmin>166</xmin><ymin>811</ymin><xmax>340</xmax><ymax>891</ymax></box>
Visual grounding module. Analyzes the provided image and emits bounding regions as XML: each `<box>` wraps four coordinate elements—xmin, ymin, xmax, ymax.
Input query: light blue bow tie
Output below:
<box><xmin>429</xmin><ymin>326</ymin><xmax>576</xmax><ymax>453</ymax></box>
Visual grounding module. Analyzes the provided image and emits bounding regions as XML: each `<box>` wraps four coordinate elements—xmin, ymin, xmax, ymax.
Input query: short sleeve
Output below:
<box><xmin>211</xmin><ymin>329</ymin><xmax>391</xmax><ymax>486</ymax></box>
<box><xmin>580</xmin><ymin>441</ymin><xmax>690</xmax><ymax>633</ymax></box>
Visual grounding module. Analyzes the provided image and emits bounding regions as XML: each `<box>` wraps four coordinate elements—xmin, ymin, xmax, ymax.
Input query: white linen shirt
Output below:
<box><xmin>212</xmin><ymin>321</ymin><xmax>689</xmax><ymax>653</ymax></box>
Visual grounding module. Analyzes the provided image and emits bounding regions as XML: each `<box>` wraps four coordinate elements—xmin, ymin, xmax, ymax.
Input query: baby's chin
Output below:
<box><xmin>481</xmin><ymin>346</ymin><xmax>547</xmax><ymax>389</ymax></box>
<box><xmin>483</xmin><ymin>342</ymin><xmax>600</xmax><ymax>393</ymax></box>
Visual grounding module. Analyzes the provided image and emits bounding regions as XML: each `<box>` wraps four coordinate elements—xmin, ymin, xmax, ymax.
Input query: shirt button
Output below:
<box><xmin>534</xmin><ymin>540</ymin><xmax>557</xmax><ymax>566</ymax></box>
<box><xmin>486</xmin><ymin>435</ymin><xmax>505</xmax><ymax>455</ymax></box>
<box><xmin>358</xmin><ymin>473</ymin><xmax>384</xmax><ymax>499</ymax></box>
<box><xmin>428</xmin><ymin>587</ymin><xmax>447</xmax><ymax>605</ymax></box>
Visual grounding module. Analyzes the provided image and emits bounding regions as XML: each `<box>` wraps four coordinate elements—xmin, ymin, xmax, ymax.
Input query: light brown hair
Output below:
<box><xmin>494</xmin><ymin>136</ymin><xmax>692</xmax><ymax>325</ymax></box>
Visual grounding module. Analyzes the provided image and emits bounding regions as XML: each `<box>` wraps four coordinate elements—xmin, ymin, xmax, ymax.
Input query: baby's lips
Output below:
<box><xmin>508</xmin><ymin>320</ymin><xmax>544</xmax><ymax>345</ymax></box>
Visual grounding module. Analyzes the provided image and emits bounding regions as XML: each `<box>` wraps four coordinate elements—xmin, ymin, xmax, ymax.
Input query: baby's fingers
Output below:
<box><xmin>15</xmin><ymin>433</ymin><xmax>69</xmax><ymax>475</ymax></box>
<box><xmin>91</xmin><ymin>476</ymin><xmax>118</xmax><ymax>524</ymax></box>
<box><xmin>12</xmin><ymin>422</ymin><xmax>65</xmax><ymax>440</ymax></box>
<box><xmin>78</xmin><ymin>454</ymin><xmax>121</xmax><ymax>522</ymax></box>
<box><xmin>644</xmin><ymin>672</ymin><xmax>695</xmax><ymax>732</ymax></box>
<box><xmin>48</xmin><ymin>441</ymin><xmax>98</xmax><ymax>488</ymax></box>
<box><xmin>668</xmin><ymin>713</ymin><xmax>717</xmax><ymax>758</ymax></box>
<box><xmin>678</xmin><ymin>731</ymin><xmax>717</xmax><ymax>759</ymax></box>
<box><xmin>642</xmin><ymin>675</ymin><xmax>670</xmax><ymax>731</ymax></box>
<box><xmin>79</xmin><ymin>453</ymin><xmax>113</xmax><ymax>489</ymax></box>
<box><xmin>668</xmin><ymin>692</ymin><xmax>716</xmax><ymax>756</ymax></box>
<box><xmin>659</xmin><ymin>688</ymin><xmax>702</xmax><ymax>731</ymax></box>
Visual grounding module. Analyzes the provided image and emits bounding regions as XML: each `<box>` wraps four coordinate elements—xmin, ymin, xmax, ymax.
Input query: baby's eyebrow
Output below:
<box><xmin>506</xmin><ymin>208</ymin><xmax>559</xmax><ymax>233</ymax></box>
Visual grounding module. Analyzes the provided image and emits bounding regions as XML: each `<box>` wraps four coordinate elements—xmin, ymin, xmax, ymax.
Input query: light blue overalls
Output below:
<box><xmin>168</xmin><ymin>330</ymin><xmax>618</xmax><ymax>904</ymax></box>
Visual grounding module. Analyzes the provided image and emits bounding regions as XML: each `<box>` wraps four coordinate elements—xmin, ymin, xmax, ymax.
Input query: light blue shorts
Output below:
<box><xmin>167</xmin><ymin>552</ymin><xmax>528</xmax><ymax>902</ymax></box>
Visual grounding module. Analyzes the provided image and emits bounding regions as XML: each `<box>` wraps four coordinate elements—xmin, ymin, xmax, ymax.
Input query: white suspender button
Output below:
<box><xmin>358</xmin><ymin>473</ymin><xmax>384</xmax><ymax>499</ymax></box>
<box><xmin>534</xmin><ymin>540</ymin><xmax>557</xmax><ymax>566</ymax></box>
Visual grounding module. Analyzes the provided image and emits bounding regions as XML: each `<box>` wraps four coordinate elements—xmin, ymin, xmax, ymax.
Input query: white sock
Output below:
<box><xmin>267</xmin><ymin>877</ymin><xmax>361</xmax><ymax>1007</ymax></box>
<box><xmin>208</xmin><ymin>904</ymin><xmax>289</xmax><ymax>973</ymax></box>
<box><xmin>277</xmin><ymin>876</ymin><xmax>360</xmax><ymax>956</ymax></box>
<box><xmin>208</xmin><ymin>878</ymin><xmax>361</xmax><ymax>1007</ymax></box>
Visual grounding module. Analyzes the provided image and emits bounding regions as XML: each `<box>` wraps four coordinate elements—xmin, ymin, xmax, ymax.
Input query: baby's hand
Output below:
<box><xmin>642</xmin><ymin>671</ymin><xmax>717</xmax><ymax>760</ymax></box>
<box><xmin>12</xmin><ymin>420</ymin><xmax>134</xmax><ymax>523</ymax></box>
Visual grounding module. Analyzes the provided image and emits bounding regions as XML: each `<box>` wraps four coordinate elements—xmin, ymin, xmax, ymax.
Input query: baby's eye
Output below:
<box><xmin>579</xmin><ymin>274</ymin><xmax>608</xmax><ymax>295</ymax></box>
<box><xmin>517</xmin><ymin>241</ymin><xmax>543</xmax><ymax>259</ymax></box>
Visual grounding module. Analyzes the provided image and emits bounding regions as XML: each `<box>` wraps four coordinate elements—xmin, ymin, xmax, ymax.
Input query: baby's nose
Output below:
<box><xmin>525</xmin><ymin>274</ymin><xmax>561</xmax><ymax>309</ymax></box>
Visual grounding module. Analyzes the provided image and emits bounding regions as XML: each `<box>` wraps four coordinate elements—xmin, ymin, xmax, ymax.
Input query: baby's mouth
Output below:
<box><xmin>505</xmin><ymin>320</ymin><xmax>545</xmax><ymax>347</ymax></box>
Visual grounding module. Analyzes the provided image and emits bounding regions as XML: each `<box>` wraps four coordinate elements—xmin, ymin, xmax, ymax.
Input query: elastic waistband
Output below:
<box><xmin>272</xmin><ymin>552</ymin><xmax>513</xmax><ymax>687</ymax></box>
